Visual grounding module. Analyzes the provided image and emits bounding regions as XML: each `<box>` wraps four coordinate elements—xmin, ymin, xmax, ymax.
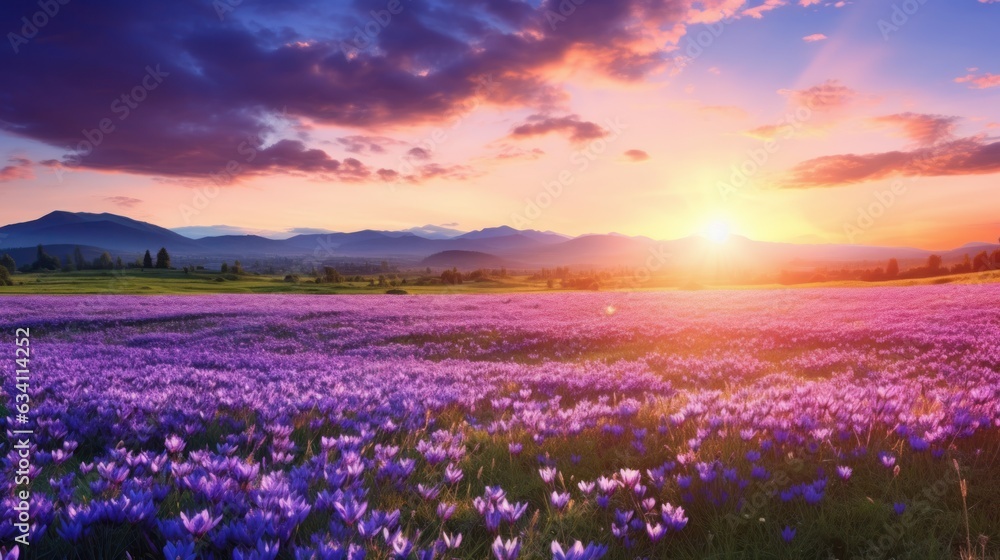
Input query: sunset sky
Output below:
<box><xmin>1</xmin><ymin>0</ymin><xmax>998</xmax><ymax>249</ymax></box>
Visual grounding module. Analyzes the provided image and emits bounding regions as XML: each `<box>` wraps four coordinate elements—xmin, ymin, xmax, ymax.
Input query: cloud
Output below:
<box><xmin>410</xmin><ymin>163</ymin><xmax>478</xmax><ymax>182</ymax></box>
<box><xmin>869</xmin><ymin>113</ymin><xmax>958</xmax><ymax>147</ymax></box>
<box><xmin>104</xmin><ymin>196</ymin><xmax>143</xmax><ymax>208</ymax></box>
<box><xmin>0</xmin><ymin>157</ymin><xmax>33</xmax><ymax>182</ymax></box>
<box><xmin>743</xmin><ymin>0</ymin><xmax>788</xmax><ymax>19</ymax></box>
<box><xmin>509</xmin><ymin>114</ymin><xmax>608</xmax><ymax>144</ymax></box>
<box><xmin>623</xmin><ymin>149</ymin><xmax>650</xmax><ymax>162</ymax></box>
<box><xmin>955</xmin><ymin>72</ymin><xmax>1000</xmax><ymax>90</ymax></box>
<box><xmin>802</xmin><ymin>33</ymin><xmax>828</xmax><ymax>42</ymax></box>
<box><xmin>778</xmin><ymin>79</ymin><xmax>858</xmax><ymax>112</ymax></box>
<box><xmin>0</xmin><ymin>0</ymin><xmax>818</xmax><ymax>182</ymax></box>
<box><xmin>489</xmin><ymin>145</ymin><xmax>546</xmax><ymax>161</ymax></box>
<box><xmin>777</xmin><ymin>136</ymin><xmax>1000</xmax><ymax>188</ymax></box>
<box><xmin>744</xmin><ymin>80</ymin><xmax>862</xmax><ymax>139</ymax></box>
<box><xmin>336</xmin><ymin>135</ymin><xmax>400</xmax><ymax>155</ymax></box>
<box><xmin>287</xmin><ymin>227</ymin><xmax>337</xmax><ymax>235</ymax></box>
<box><xmin>375</xmin><ymin>162</ymin><xmax>479</xmax><ymax>184</ymax></box>
<box><xmin>406</xmin><ymin>147</ymin><xmax>432</xmax><ymax>161</ymax></box>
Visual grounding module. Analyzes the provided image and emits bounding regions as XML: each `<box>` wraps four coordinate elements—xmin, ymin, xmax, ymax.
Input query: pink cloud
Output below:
<box><xmin>779</xmin><ymin>79</ymin><xmax>858</xmax><ymax>111</ymax></box>
<box><xmin>623</xmin><ymin>149</ymin><xmax>650</xmax><ymax>162</ymax></box>
<box><xmin>778</xmin><ymin>136</ymin><xmax>1000</xmax><ymax>188</ymax></box>
<box><xmin>955</xmin><ymin>72</ymin><xmax>1000</xmax><ymax>89</ymax></box>
<box><xmin>104</xmin><ymin>196</ymin><xmax>143</xmax><ymax>208</ymax></box>
<box><xmin>0</xmin><ymin>157</ymin><xmax>33</xmax><ymax>182</ymax></box>
<box><xmin>742</xmin><ymin>0</ymin><xmax>787</xmax><ymax>19</ymax></box>
<box><xmin>509</xmin><ymin>114</ymin><xmax>609</xmax><ymax>144</ymax></box>
<box><xmin>802</xmin><ymin>33</ymin><xmax>828</xmax><ymax>42</ymax></box>
<box><xmin>869</xmin><ymin>113</ymin><xmax>958</xmax><ymax>147</ymax></box>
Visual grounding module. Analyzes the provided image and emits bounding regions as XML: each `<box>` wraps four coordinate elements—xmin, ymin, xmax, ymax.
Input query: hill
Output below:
<box><xmin>420</xmin><ymin>250</ymin><xmax>510</xmax><ymax>269</ymax></box>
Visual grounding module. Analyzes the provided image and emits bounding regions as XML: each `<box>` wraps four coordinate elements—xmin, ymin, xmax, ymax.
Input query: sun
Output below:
<box><xmin>703</xmin><ymin>220</ymin><xmax>731</xmax><ymax>244</ymax></box>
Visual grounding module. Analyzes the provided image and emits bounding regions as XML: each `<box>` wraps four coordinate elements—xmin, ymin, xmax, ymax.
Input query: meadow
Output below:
<box><xmin>2</xmin><ymin>267</ymin><xmax>1000</xmax><ymax>295</ymax></box>
<box><xmin>1</xmin><ymin>287</ymin><xmax>998</xmax><ymax>559</ymax></box>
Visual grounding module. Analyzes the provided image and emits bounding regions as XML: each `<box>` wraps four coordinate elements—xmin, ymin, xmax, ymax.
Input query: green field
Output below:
<box><xmin>2</xmin><ymin>268</ymin><xmax>1000</xmax><ymax>295</ymax></box>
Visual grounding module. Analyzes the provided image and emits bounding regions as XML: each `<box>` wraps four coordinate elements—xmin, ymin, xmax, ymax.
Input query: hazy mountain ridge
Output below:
<box><xmin>0</xmin><ymin>211</ymin><xmax>995</xmax><ymax>269</ymax></box>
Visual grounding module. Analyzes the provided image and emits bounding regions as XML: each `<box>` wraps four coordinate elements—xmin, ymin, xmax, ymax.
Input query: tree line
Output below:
<box><xmin>0</xmin><ymin>245</ymin><xmax>174</xmax><ymax>275</ymax></box>
<box><xmin>779</xmin><ymin>249</ymin><xmax>1000</xmax><ymax>284</ymax></box>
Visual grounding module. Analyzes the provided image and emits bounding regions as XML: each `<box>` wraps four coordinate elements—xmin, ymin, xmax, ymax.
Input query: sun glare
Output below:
<box><xmin>704</xmin><ymin>220</ymin><xmax>731</xmax><ymax>244</ymax></box>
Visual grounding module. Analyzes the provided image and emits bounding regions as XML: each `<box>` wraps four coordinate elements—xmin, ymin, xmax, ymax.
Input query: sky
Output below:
<box><xmin>1</xmin><ymin>0</ymin><xmax>998</xmax><ymax>249</ymax></box>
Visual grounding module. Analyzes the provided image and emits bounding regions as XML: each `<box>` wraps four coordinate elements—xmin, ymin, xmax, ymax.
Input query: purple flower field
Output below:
<box><xmin>2</xmin><ymin>287</ymin><xmax>999</xmax><ymax>559</ymax></box>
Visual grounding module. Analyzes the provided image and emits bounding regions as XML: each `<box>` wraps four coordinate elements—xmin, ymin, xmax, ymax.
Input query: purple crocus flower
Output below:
<box><xmin>893</xmin><ymin>502</ymin><xmax>906</xmax><ymax>516</ymax></box>
<box><xmin>498</xmin><ymin>499</ymin><xmax>528</xmax><ymax>523</ymax></box>
<box><xmin>781</xmin><ymin>526</ymin><xmax>796</xmax><ymax>543</ymax></box>
<box><xmin>879</xmin><ymin>452</ymin><xmax>896</xmax><ymax>468</ymax></box>
<box><xmin>417</xmin><ymin>483</ymin><xmax>441</xmax><ymax>501</ymax></box>
<box><xmin>646</xmin><ymin>522</ymin><xmax>666</xmax><ymax>543</ymax></box>
<box><xmin>836</xmin><ymin>465</ymin><xmax>853</xmax><ymax>481</ymax></box>
<box><xmin>596</xmin><ymin>477</ymin><xmax>618</xmax><ymax>495</ymax></box>
<box><xmin>661</xmin><ymin>503</ymin><xmax>688</xmax><ymax>531</ymax></box>
<box><xmin>550</xmin><ymin>491</ymin><xmax>570</xmax><ymax>511</ymax></box>
<box><xmin>180</xmin><ymin>510</ymin><xmax>222</xmax><ymax>538</ymax></box>
<box><xmin>233</xmin><ymin>540</ymin><xmax>279</xmax><ymax>560</ymax></box>
<box><xmin>333</xmin><ymin>499</ymin><xmax>368</xmax><ymax>526</ymax></box>
<box><xmin>619</xmin><ymin>469</ymin><xmax>641</xmax><ymax>489</ymax></box>
<box><xmin>163</xmin><ymin>541</ymin><xmax>197</xmax><ymax>560</ymax></box>
<box><xmin>551</xmin><ymin>540</ymin><xmax>607</xmax><ymax>560</ymax></box>
<box><xmin>803</xmin><ymin>485</ymin><xmax>824</xmax><ymax>505</ymax></box>
<box><xmin>444</xmin><ymin>464</ymin><xmax>464</xmax><ymax>484</ymax></box>
<box><xmin>539</xmin><ymin>467</ymin><xmax>558</xmax><ymax>485</ymax></box>
<box><xmin>442</xmin><ymin>532</ymin><xmax>462</xmax><ymax>550</ymax></box>
<box><xmin>165</xmin><ymin>435</ymin><xmax>186</xmax><ymax>455</ymax></box>
<box><xmin>492</xmin><ymin>536</ymin><xmax>520</xmax><ymax>560</ymax></box>
<box><xmin>385</xmin><ymin>528</ymin><xmax>414</xmax><ymax>559</ymax></box>
<box><xmin>436</xmin><ymin>502</ymin><xmax>456</xmax><ymax>521</ymax></box>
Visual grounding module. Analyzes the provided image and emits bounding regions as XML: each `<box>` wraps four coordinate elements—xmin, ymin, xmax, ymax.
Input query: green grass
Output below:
<box><xmin>0</xmin><ymin>269</ymin><xmax>548</xmax><ymax>295</ymax></box>
<box><xmin>3</xmin><ymin>268</ymin><xmax>999</xmax><ymax>295</ymax></box>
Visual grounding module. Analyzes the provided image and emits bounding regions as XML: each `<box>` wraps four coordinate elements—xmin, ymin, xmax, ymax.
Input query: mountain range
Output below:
<box><xmin>0</xmin><ymin>211</ymin><xmax>995</xmax><ymax>271</ymax></box>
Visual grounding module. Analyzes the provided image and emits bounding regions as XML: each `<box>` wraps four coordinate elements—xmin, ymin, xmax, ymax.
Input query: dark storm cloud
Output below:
<box><xmin>0</xmin><ymin>0</ymin><xmax>712</xmax><ymax>180</ymax></box>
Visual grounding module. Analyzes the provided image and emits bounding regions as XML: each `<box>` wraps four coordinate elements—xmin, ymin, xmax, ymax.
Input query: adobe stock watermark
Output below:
<box><xmin>843</xmin><ymin>180</ymin><xmax>907</xmax><ymax>243</ymax></box>
<box><xmin>717</xmin><ymin>105</ymin><xmax>815</xmax><ymax>202</ymax></box>
<box><xmin>178</xmin><ymin>107</ymin><xmax>288</xmax><ymax>223</ymax></box>
<box><xmin>670</xmin><ymin>15</ymin><xmax>737</xmax><ymax>74</ymax></box>
<box><xmin>878</xmin><ymin>0</ymin><xmax>930</xmax><ymax>41</ymax></box>
<box><xmin>50</xmin><ymin>64</ymin><xmax>170</xmax><ymax>183</ymax></box>
<box><xmin>339</xmin><ymin>0</ymin><xmax>414</xmax><ymax>58</ymax></box>
<box><xmin>544</xmin><ymin>0</ymin><xmax>589</xmax><ymax>30</ymax></box>
<box><xmin>851</xmin><ymin>464</ymin><xmax>960</xmax><ymax>560</ymax></box>
<box><xmin>212</xmin><ymin>0</ymin><xmax>243</xmax><ymax>20</ymax></box>
<box><xmin>386</xmin><ymin>74</ymin><xmax>498</xmax><ymax>193</ymax></box>
<box><xmin>510</xmin><ymin>117</ymin><xmax>627</xmax><ymax>229</ymax></box>
<box><xmin>7</xmin><ymin>0</ymin><xmax>71</xmax><ymax>54</ymax></box>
